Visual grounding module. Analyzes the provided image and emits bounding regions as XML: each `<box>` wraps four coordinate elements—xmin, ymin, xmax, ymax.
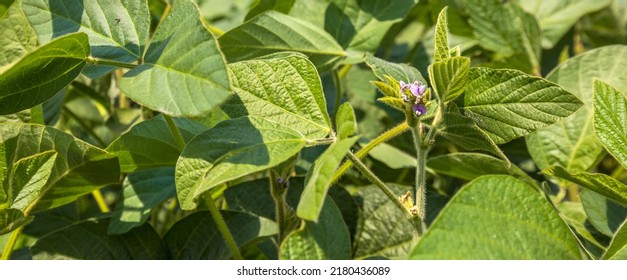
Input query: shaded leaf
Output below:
<box><xmin>410</xmin><ymin>175</ymin><xmax>581</xmax><ymax>259</ymax></box>
<box><xmin>245</xmin><ymin>0</ymin><xmax>295</xmax><ymax>21</ymax></box>
<box><xmin>224</xmin><ymin>179</ymin><xmax>275</xmax><ymax>220</ymax></box>
<box><xmin>0</xmin><ymin>208</ymin><xmax>33</xmax><ymax>235</ymax></box>
<box><xmin>603</xmin><ymin>221</ymin><xmax>627</xmax><ymax>260</ymax></box>
<box><xmin>543</xmin><ymin>166</ymin><xmax>627</xmax><ymax>206</ymax></box>
<box><xmin>593</xmin><ymin>80</ymin><xmax>627</xmax><ymax>167</ymax></box>
<box><xmin>6</xmin><ymin>151</ymin><xmax>57</xmax><ymax>211</ymax></box>
<box><xmin>581</xmin><ymin>190</ymin><xmax>627</xmax><ymax>237</ymax></box>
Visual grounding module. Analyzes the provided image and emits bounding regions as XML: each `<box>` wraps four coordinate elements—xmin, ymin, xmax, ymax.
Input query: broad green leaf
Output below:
<box><xmin>410</xmin><ymin>175</ymin><xmax>581</xmax><ymax>259</ymax></box>
<box><xmin>6</xmin><ymin>151</ymin><xmax>56</xmax><ymax>211</ymax></box>
<box><xmin>223</xmin><ymin>55</ymin><xmax>331</xmax><ymax>139</ymax></box>
<box><xmin>176</xmin><ymin>116</ymin><xmax>306</xmax><ymax>210</ymax></box>
<box><xmin>120</xmin><ymin>0</ymin><xmax>231</xmax><ymax>117</ymax></box>
<box><xmin>297</xmin><ymin>136</ymin><xmax>359</xmax><ymax>221</ymax></box>
<box><xmin>438</xmin><ymin>105</ymin><xmax>507</xmax><ymax>161</ymax></box>
<box><xmin>0</xmin><ymin>124</ymin><xmax>119</xmax><ymax>213</ymax></box>
<box><xmin>603</xmin><ymin>221</ymin><xmax>627</xmax><ymax>260</ymax></box>
<box><xmin>353</xmin><ymin>184</ymin><xmax>414</xmax><ymax>259</ymax></box>
<box><xmin>219</xmin><ymin>11</ymin><xmax>345</xmax><ymax>70</ymax></box>
<box><xmin>0</xmin><ymin>208</ymin><xmax>32</xmax><ymax>235</ymax></box>
<box><xmin>0</xmin><ymin>33</ymin><xmax>88</xmax><ymax>115</ymax></box>
<box><xmin>224</xmin><ymin>179</ymin><xmax>275</xmax><ymax>219</ymax></box>
<box><xmin>31</xmin><ymin>219</ymin><xmax>166</xmax><ymax>259</ymax></box>
<box><xmin>165</xmin><ymin>210</ymin><xmax>277</xmax><ymax>259</ymax></box>
<box><xmin>581</xmin><ymin>190</ymin><xmax>627</xmax><ymax>237</ymax></box>
<box><xmin>594</xmin><ymin>80</ymin><xmax>627</xmax><ymax>167</ymax></box>
<box><xmin>515</xmin><ymin>0</ymin><xmax>612</xmax><ymax>48</ymax></box>
<box><xmin>0</xmin><ymin>1</ymin><xmax>37</xmax><ymax>69</ymax></box>
<box><xmin>106</xmin><ymin>115</ymin><xmax>207</xmax><ymax>173</ymax></box>
<box><xmin>245</xmin><ymin>0</ymin><xmax>295</xmax><ymax>21</ymax></box>
<box><xmin>433</xmin><ymin>6</ymin><xmax>450</xmax><ymax>63</ymax></box>
<box><xmin>527</xmin><ymin>45</ymin><xmax>627</xmax><ymax>172</ymax></box>
<box><xmin>364</xmin><ymin>52</ymin><xmax>426</xmax><ymax>85</ymax></box>
<box><xmin>367</xmin><ymin>143</ymin><xmax>416</xmax><ymax>169</ymax></box>
<box><xmin>427</xmin><ymin>153</ymin><xmax>537</xmax><ymax>188</ymax></box>
<box><xmin>556</xmin><ymin>201</ymin><xmax>607</xmax><ymax>256</ymax></box>
<box><xmin>22</xmin><ymin>0</ymin><xmax>150</xmax><ymax>77</ymax></box>
<box><xmin>463</xmin><ymin>67</ymin><xmax>583</xmax><ymax>144</ymax></box>
<box><xmin>108</xmin><ymin>167</ymin><xmax>176</xmax><ymax>235</ymax></box>
<box><xmin>280</xmin><ymin>198</ymin><xmax>350</xmax><ymax>260</ymax></box>
<box><xmin>335</xmin><ymin>103</ymin><xmax>356</xmax><ymax>140</ymax></box>
<box><xmin>428</xmin><ymin>56</ymin><xmax>470</xmax><ymax>102</ymax></box>
<box><xmin>543</xmin><ymin>166</ymin><xmax>627</xmax><ymax>206</ymax></box>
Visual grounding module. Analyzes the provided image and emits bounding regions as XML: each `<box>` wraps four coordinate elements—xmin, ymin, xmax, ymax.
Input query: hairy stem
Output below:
<box><xmin>1</xmin><ymin>226</ymin><xmax>24</xmax><ymax>260</ymax></box>
<box><xmin>163</xmin><ymin>114</ymin><xmax>185</xmax><ymax>151</ymax></box>
<box><xmin>206</xmin><ymin>197</ymin><xmax>243</xmax><ymax>260</ymax></box>
<box><xmin>269</xmin><ymin>170</ymin><xmax>287</xmax><ymax>243</ymax></box>
<box><xmin>62</xmin><ymin>106</ymin><xmax>107</xmax><ymax>147</ymax></box>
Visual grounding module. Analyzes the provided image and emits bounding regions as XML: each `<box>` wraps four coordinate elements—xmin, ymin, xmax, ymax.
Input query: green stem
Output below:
<box><xmin>332</xmin><ymin>68</ymin><xmax>343</xmax><ymax>119</ymax></box>
<box><xmin>331</xmin><ymin>122</ymin><xmax>409</xmax><ymax>184</ymax></box>
<box><xmin>346</xmin><ymin>152</ymin><xmax>422</xmax><ymax>237</ymax></box>
<box><xmin>338</xmin><ymin>64</ymin><xmax>352</xmax><ymax>79</ymax></box>
<box><xmin>30</xmin><ymin>104</ymin><xmax>45</xmax><ymax>124</ymax></box>
<box><xmin>1</xmin><ymin>226</ymin><xmax>24</xmax><ymax>260</ymax></box>
<box><xmin>206</xmin><ymin>197</ymin><xmax>243</xmax><ymax>260</ymax></box>
<box><xmin>92</xmin><ymin>189</ymin><xmax>110</xmax><ymax>213</ymax></box>
<box><xmin>86</xmin><ymin>56</ymin><xmax>137</xmax><ymax>69</ymax></box>
<box><xmin>269</xmin><ymin>170</ymin><xmax>287</xmax><ymax>243</ymax></box>
<box><xmin>305</xmin><ymin>137</ymin><xmax>336</xmax><ymax>147</ymax></box>
<box><xmin>62</xmin><ymin>106</ymin><xmax>107</xmax><ymax>147</ymax></box>
<box><xmin>163</xmin><ymin>115</ymin><xmax>185</xmax><ymax>151</ymax></box>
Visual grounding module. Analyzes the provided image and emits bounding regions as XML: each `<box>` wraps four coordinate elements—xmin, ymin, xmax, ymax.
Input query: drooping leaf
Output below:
<box><xmin>543</xmin><ymin>166</ymin><xmax>627</xmax><ymax>206</ymax></box>
<box><xmin>164</xmin><ymin>210</ymin><xmax>277</xmax><ymax>260</ymax></box>
<box><xmin>353</xmin><ymin>184</ymin><xmax>414</xmax><ymax>259</ymax></box>
<box><xmin>219</xmin><ymin>11</ymin><xmax>345</xmax><ymax>70</ymax></box>
<box><xmin>335</xmin><ymin>103</ymin><xmax>357</xmax><ymax>140</ymax></box>
<box><xmin>427</xmin><ymin>153</ymin><xmax>536</xmax><ymax>188</ymax></box>
<box><xmin>30</xmin><ymin>219</ymin><xmax>166</xmax><ymax>260</ymax></box>
<box><xmin>603</xmin><ymin>221</ymin><xmax>627</xmax><ymax>260</ymax></box>
<box><xmin>280</xmin><ymin>198</ymin><xmax>351</xmax><ymax>260</ymax></box>
<box><xmin>463</xmin><ymin>67</ymin><xmax>583</xmax><ymax>144</ymax></box>
<box><xmin>0</xmin><ymin>33</ymin><xmax>89</xmax><ymax>115</ymax></box>
<box><xmin>527</xmin><ymin>45</ymin><xmax>627</xmax><ymax>172</ymax></box>
<box><xmin>581</xmin><ymin>190</ymin><xmax>627</xmax><ymax>237</ymax></box>
<box><xmin>0</xmin><ymin>1</ymin><xmax>37</xmax><ymax>69</ymax></box>
<box><xmin>222</xmin><ymin>55</ymin><xmax>331</xmax><ymax>139</ymax></box>
<box><xmin>120</xmin><ymin>0</ymin><xmax>231</xmax><ymax>117</ymax></box>
<box><xmin>364</xmin><ymin>52</ymin><xmax>426</xmax><ymax>85</ymax></box>
<box><xmin>593</xmin><ymin>80</ymin><xmax>627</xmax><ymax>168</ymax></box>
<box><xmin>438</xmin><ymin>105</ymin><xmax>507</xmax><ymax>161</ymax></box>
<box><xmin>0</xmin><ymin>208</ymin><xmax>33</xmax><ymax>235</ymax></box>
<box><xmin>6</xmin><ymin>151</ymin><xmax>57</xmax><ymax>211</ymax></box>
<box><xmin>0</xmin><ymin>124</ymin><xmax>119</xmax><ymax>213</ymax></box>
<box><xmin>106</xmin><ymin>115</ymin><xmax>207</xmax><ymax>173</ymax></box>
<box><xmin>428</xmin><ymin>56</ymin><xmax>470</xmax><ymax>102</ymax></box>
<box><xmin>22</xmin><ymin>0</ymin><xmax>150</xmax><ymax>77</ymax></box>
<box><xmin>515</xmin><ymin>0</ymin><xmax>612</xmax><ymax>48</ymax></box>
<box><xmin>410</xmin><ymin>175</ymin><xmax>581</xmax><ymax>259</ymax></box>
<box><xmin>433</xmin><ymin>6</ymin><xmax>450</xmax><ymax>63</ymax></box>
<box><xmin>108</xmin><ymin>167</ymin><xmax>176</xmax><ymax>235</ymax></box>
<box><xmin>175</xmin><ymin>116</ymin><xmax>306</xmax><ymax>210</ymax></box>
<box><xmin>297</xmin><ymin>136</ymin><xmax>359</xmax><ymax>221</ymax></box>
<box><xmin>245</xmin><ymin>0</ymin><xmax>295</xmax><ymax>21</ymax></box>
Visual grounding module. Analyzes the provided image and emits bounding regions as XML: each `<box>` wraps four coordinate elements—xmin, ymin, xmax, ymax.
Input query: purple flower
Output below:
<box><xmin>410</xmin><ymin>82</ymin><xmax>427</xmax><ymax>97</ymax></box>
<box><xmin>412</xmin><ymin>104</ymin><xmax>428</xmax><ymax>116</ymax></box>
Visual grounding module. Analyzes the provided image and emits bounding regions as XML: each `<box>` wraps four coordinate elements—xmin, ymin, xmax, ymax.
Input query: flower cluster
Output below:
<box><xmin>400</xmin><ymin>80</ymin><xmax>429</xmax><ymax>117</ymax></box>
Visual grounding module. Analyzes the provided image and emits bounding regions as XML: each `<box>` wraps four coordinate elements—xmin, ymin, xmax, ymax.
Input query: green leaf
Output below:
<box><xmin>428</xmin><ymin>56</ymin><xmax>470</xmax><ymax>102</ymax></box>
<box><xmin>0</xmin><ymin>33</ymin><xmax>89</xmax><ymax>115</ymax></box>
<box><xmin>31</xmin><ymin>219</ymin><xmax>166</xmax><ymax>259</ymax></box>
<box><xmin>164</xmin><ymin>210</ymin><xmax>277</xmax><ymax>259</ymax></box>
<box><xmin>222</xmin><ymin>55</ymin><xmax>331</xmax><ymax>139</ymax></box>
<box><xmin>364</xmin><ymin>52</ymin><xmax>426</xmax><ymax>85</ymax></box>
<box><xmin>581</xmin><ymin>190</ymin><xmax>627</xmax><ymax>237</ymax></box>
<box><xmin>594</xmin><ymin>80</ymin><xmax>627</xmax><ymax>168</ymax></box>
<box><xmin>556</xmin><ymin>200</ymin><xmax>607</xmax><ymax>255</ymax></box>
<box><xmin>410</xmin><ymin>175</ymin><xmax>581</xmax><ymax>259</ymax></box>
<box><xmin>0</xmin><ymin>1</ymin><xmax>37</xmax><ymax>69</ymax></box>
<box><xmin>120</xmin><ymin>0</ymin><xmax>231</xmax><ymax>117</ymax></box>
<box><xmin>463</xmin><ymin>67</ymin><xmax>583</xmax><ymax>144</ymax></box>
<box><xmin>108</xmin><ymin>167</ymin><xmax>176</xmax><ymax>235</ymax></box>
<box><xmin>224</xmin><ymin>179</ymin><xmax>275</xmax><ymax>219</ymax></box>
<box><xmin>245</xmin><ymin>0</ymin><xmax>295</xmax><ymax>21</ymax></box>
<box><xmin>603</xmin><ymin>221</ymin><xmax>627</xmax><ymax>260</ymax></box>
<box><xmin>0</xmin><ymin>124</ymin><xmax>119</xmax><ymax>213</ymax></box>
<box><xmin>543</xmin><ymin>166</ymin><xmax>627</xmax><ymax>206</ymax></box>
<box><xmin>527</xmin><ymin>45</ymin><xmax>627</xmax><ymax>172</ymax></box>
<box><xmin>22</xmin><ymin>0</ymin><xmax>150</xmax><ymax>77</ymax></box>
<box><xmin>106</xmin><ymin>115</ymin><xmax>206</xmax><ymax>173</ymax></box>
<box><xmin>335</xmin><ymin>103</ymin><xmax>356</xmax><ymax>140</ymax></box>
<box><xmin>0</xmin><ymin>208</ymin><xmax>33</xmax><ymax>235</ymax></box>
<box><xmin>515</xmin><ymin>0</ymin><xmax>612</xmax><ymax>48</ymax></box>
<box><xmin>353</xmin><ymin>184</ymin><xmax>414</xmax><ymax>259</ymax></box>
<box><xmin>427</xmin><ymin>153</ymin><xmax>537</xmax><ymax>188</ymax></box>
<box><xmin>280</xmin><ymin>198</ymin><xmax>351</xmax><ymax>260</ymax></box>
<box><xmin>219</xmin><ymin>11</ymin><xmax>345</xmax><ymax>70</ymax></box>
<box><xmin>175</xmin><ymin>116</ymin><xmax>306</xmax><ymax>210</ymax></box>
<box><xmin>297</xmin><ymin>136</ymin><xmax>359</xmax><ymax>221</ymax></box>
<box><xmin>6</xmin><ymin>151</ymin><xmax>57</xmax><ymax>211</ymax></box>
<box><xmin>438</xmin><ymin>105</ymin><xmax>507</xmax><ymax>161</ymax></box>
<box><xmin>367</xmin><ymin>143</ymin><xmax>416</xmax><ymax>169</ymax></box>
<box><xmin>433</xmin><ymin>6</ymin><xmax>450</xmax><ymax>63</ymax></box>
